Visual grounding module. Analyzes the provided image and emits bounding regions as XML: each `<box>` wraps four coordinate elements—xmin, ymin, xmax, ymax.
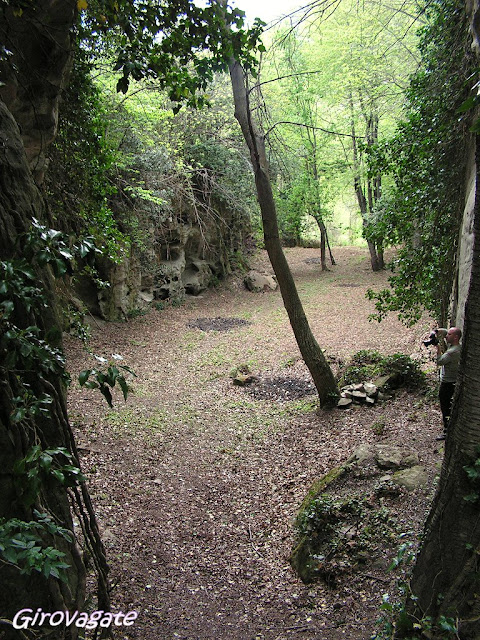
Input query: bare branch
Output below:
<box><xmin>248</xmin><ymin>68</ymin><xmax>327</xmax><ymax>93</ymax></box>
<box><xmin>264</xmin><ymin>120</ymin><xmax>362</xmax><ymax>139</ymax></box>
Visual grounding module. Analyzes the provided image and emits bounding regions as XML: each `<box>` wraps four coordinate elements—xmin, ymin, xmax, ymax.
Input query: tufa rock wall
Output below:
<box><xmin>75</xmin><ymin>196</ymin><xmax>249</xmax><ymax>321</ymax></box>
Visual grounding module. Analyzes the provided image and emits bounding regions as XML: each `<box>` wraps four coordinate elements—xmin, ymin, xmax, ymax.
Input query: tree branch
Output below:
<box><xmin>264</xmin><ymin>120</ymin><xmax>362</xmax><ymax>139</ymax></box>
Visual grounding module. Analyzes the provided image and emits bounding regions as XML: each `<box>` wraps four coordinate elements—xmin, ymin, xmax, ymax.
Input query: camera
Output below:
<box><xmin>423</xmin><ymin>330</ymin><xmax>439</xmax><ymax>347</ymax></box>
<box><xmin>423</xmin><ymin>327</ymin><xmax>447</xmax><ymax>347</ymax></box>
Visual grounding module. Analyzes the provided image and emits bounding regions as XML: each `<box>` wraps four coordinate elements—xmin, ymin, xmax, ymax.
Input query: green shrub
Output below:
<box><xmin>339</xmin><ymin>350</ymin><xmax>426</xmax><ymax>390</ymax></box>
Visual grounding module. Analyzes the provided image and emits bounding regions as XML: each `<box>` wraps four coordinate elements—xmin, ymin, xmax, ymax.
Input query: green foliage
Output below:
<box><xmin>10</xmin><ymin>390</ymin><xmax>53</xmax><ymax>425</ymax></box>
<box><xmin>296</xmin><ymin>494</ymin><xmax>363</xmax><ymax>538</ymax></box>
<box><xmin>463</xmin><ymin>446</ymin><xmax>480</xmax><ymax>503</ymax></box>
<box><xmin>13</xmin><ymin>446</ymin><xmax>86</xmax><ymax>508</ymax></box>
<box><xmin>372</xmin><ymin>540</ymin><xmax>460</xmax><ymax>640</ymax></box>
<box><xmin>339</xmin><ymin>351</ymin><xmax>426</xmax><ymax>389</ymax></box>
<box><xmin>366</xmin><ymin>0</ymin><xmax>475</xmax><ymax>325</ymax></box>
<box><xmin>0</xmin><ymin>443</ymin><xmax>86</xmax><ymax>581</ymax></box>
<box><xmin>79</xmin><ymin>0</ymin><xmax>265</xmax><ymax>110</ymax></box>
<box><xmin>374</xmin><ymin>600</ymin><xmax>459</xmax><ymax>640</ymax></box>
<box><xmin>0</xmin><ymin>220</ymin><xmax>131</xmax><ymax>582</ymax></box>
<box><xmin>0</xmin><ymin>512</ymin><xmax>72</xmax><ymax>581</ymax></box>
<box><xmin>292</xmin><ymin>489</ymin><xmax>401</xmax><ymax>585</ymax></box>
<box><xmin>0</xmin><ymin>218</ymin><xmax>100</xmax><ymax>389</ymax></box>
<box><xmin>46</xmin><ymin>53</ymin><xmax>128</xmax><ymax>265</ymax></box>
<box><xmin>79</xmin><ymin>355</ymin><xmax>136</xmax><ymax>408</ymax></box>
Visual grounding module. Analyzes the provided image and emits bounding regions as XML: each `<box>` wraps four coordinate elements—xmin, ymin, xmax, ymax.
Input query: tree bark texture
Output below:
<box><xmin>0</xmin><ymin>4</ymin><xmax>109</xmax><ymax>637</ymax></box>
<box><xmin>0</xmin><ymin>1</ymin><xmax>78</xmax><ymax>184</ymax></box>
<box><xmin>229</xmin><ymin>60</ymin><xmax>338</xmax><ymax>406</ymax></box>
<box><xmin>349</xmin><ymin>92</ymin><xmax>383</xmax><ymax>271</ymax></box>
<box><xmin>403</xmin><ymin>136</ymin><xmax>480</xmax><ymax>639</ymax></box>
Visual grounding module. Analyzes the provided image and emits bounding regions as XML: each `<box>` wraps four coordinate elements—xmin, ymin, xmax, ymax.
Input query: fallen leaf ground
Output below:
<box><xmin>65</xmin><ymin>247</ymin><xmax>445</xmax><ymax>640</ymax></box>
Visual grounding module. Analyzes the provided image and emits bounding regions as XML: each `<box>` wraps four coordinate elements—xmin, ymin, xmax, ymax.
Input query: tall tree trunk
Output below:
<box><xmin>403</xmin><ymin>7</ymin><xmax>480</xmax><ymax>632</ymax></box>
<box><xmin>312</xmin><ymin>215</ymin><xmax>336</xmax><ymax>270</ymax></box>
<box><xmin>399</xmin><ymin>144</ymin><xmax>480</xmax><ymax>639</ymax></box>
<box><xmin>0</xmin><ymin>3</ymin><xmax>109</xmax><ymax>636</ymax></box>
<box><xmin>349</xmin><ymin>92</ymin><xmax>382</xmax><ymax>272</ymax></box>
<box><xmin>229</xmin><ymin>60</ymin><xmax>338</xmax><ymax>406</ymax></box>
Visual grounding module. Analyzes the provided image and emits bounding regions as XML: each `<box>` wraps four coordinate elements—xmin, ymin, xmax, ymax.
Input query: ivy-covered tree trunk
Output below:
<box><xmin>397</xmin><ymin>3</ymin><xmax>480</xmax><ymax>629</ymax></box>
<box><xmin>398</xmin><ymin>139</ymin><xmax>480</xmax><ymax>638</ymax></box>
<box><xmin>0</xmin><ymin>3</ymin><xmax>108</xmax><ymax>637</ymax></box>
<box><xmin>229</xmin><ymin>60</ymin><xmax>339</xmax><ymax>406</ymax></box>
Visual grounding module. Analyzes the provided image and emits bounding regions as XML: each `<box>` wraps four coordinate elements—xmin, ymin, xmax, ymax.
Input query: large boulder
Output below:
<box><xmin>244</xmin><ymin>270</ymin><xmax>278</xmax><ymax>292</ymax></box>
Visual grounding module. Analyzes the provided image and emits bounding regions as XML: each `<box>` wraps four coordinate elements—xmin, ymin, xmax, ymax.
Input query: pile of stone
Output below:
<box><xmin>337</xmin><ymin>379</ymin><xmax>390</xmax><ymax>408</ymax></box>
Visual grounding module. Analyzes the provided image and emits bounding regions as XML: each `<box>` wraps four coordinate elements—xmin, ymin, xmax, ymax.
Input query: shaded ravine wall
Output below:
<box><xmin>451</xmin><ymin>1</ymin><xmax>478</xmax><ymax>330</ymax></box>
<box><xmin>74</xmin><ymin>198</ymin><xmax>249</xmax><ymax>321</ymax></box>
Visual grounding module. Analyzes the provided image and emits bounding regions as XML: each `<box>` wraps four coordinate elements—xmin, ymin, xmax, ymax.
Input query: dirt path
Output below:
<box><xmin>66</xmin><ymin>247</ymin><xmax>443</xmax><ymax>640</ymax></box>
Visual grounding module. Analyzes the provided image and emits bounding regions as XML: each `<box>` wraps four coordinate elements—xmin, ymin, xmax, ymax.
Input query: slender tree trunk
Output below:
<box><xmin>320</xmin><ymin>221</ymin><xmax>327</xmax><ymax>270</ymax></box>
<box><xmin>313</xmin><ymin>215</ymin><xmax>336</xmax><ymax>269</ymax></box>
<box><xmin>377</xmin><ymin>242</ymin><xmax>385</xmax><ymax>269</ymax></box>
<box><xmin>349</xmin><ymin>92</ymin><xmax>382</xmax><ymax>272</ymax></box>
<box><xmin>229</xmin><ymin>60</ymin><xmax>338</xmax><ymax>406</ymax></box>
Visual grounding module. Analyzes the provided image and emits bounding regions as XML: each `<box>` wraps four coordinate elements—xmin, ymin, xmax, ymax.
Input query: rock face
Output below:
<box><xmin>75</xmin><ymin>198</ymin><xmax>249</xmax><ymax>320</ymax></box>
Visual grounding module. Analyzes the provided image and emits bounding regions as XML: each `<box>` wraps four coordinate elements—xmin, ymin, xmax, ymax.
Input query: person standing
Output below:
<box><xmin>436</xmin><ymin>327</ymin><xmax>462</xmax><ymax>440</ymax></box>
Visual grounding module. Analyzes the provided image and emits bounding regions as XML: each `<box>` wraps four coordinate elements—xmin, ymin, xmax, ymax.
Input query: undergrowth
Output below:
<box><xmin>339</xmin><ymin>350</ymin><xmax>426</xmax><ymax>390</ymax></box>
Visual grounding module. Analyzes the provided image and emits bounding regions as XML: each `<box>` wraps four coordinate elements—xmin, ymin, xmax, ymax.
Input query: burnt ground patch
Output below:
<box><xmin>246</xmin><ymin>374</ymin><xmax>317</xmax><ymax>401</ymax></box>
<box><xmin>188</xmin><ymin>316</ymin><xmax>252</xmax><ymax>332</ymax></box>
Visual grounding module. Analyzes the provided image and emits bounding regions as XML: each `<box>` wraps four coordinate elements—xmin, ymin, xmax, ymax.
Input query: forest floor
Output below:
<box><xmin>65</xmin><ymin>246</ymin><xmax>446</xmax><ymax>640</ymax></box>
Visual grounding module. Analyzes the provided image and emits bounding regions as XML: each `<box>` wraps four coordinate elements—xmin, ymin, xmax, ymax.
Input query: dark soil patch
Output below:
<box><xmin>246</xmin><ymin>375</ymin><xmax>317</xmax><ymax>401</ymax></box>
<box><xmin>336</xmin><ymin>283</ymin><xmax>364</xmax><ymax>288</ymax></box>
<box><xmin>187</xmin><ymin>316</ymin><xmax>251</xmax><ymax>331</ymax></box>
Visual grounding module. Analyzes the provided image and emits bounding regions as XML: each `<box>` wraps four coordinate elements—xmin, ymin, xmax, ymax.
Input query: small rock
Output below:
<box><xmin>392</xmin><ymin>465</ymin><xmax>428</xmax><ymax>491</ymax></box>
<box><xmin>373</xmin><ymin>374</ymin><xmax>393</xmax><ymax>390</ymax></box>
<box><xmin>348</xmin><ymin>444</ymin><xmax>374</xmax><ymax>464</ymax></box>
<box><xmin>233</xmin><ymin>374</ymin><xmax>257</xmax><ymax>386</ymax></box>
<box><xmin>364</xmin><ymin>383</ymin><xmax>378</xmax><ymax>396</ymax></box>
<box><xmin>374</xmin><ymin>444</ymin><xmax>403</xmax><ymax>469</ymax></box>
<box><xmin>379</xmin><ymin>474</ymin><xmax>393</xmax><ymax>482</ymax></box>
<box><xmin>402</xmin><ymin>452</ymin><xmax>420</xmax><ymax>468</ymax></box>
<box><xmin>337</xmin><ymin>397</ymin><xmax>353</xmax><ymax>408</ymax></box>
<box><xmin>352</xmin><ymin>390</ymin><xmax>367</xmax><ymax>402</ymax></box>
<box><xmin>138</xmin><ymin>291</ymin><xmax>154</xmax><ymax>303</ymax></box>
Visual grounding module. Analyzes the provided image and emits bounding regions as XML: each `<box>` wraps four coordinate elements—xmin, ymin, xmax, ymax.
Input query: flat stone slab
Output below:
<box><xmin>392</xmin><ymin>466</ymin><xmax>428</xmax><ymax>491</ymax></box>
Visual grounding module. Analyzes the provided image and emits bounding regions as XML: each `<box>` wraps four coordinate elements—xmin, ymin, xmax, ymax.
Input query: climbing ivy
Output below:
<box><xmin>366</xmin><ymin>0</ymin><xmax>475</xmax><ymax>326</ymax></box>
<box><xmin>0</xmin><ymin>220</ymin><xmax>131</xmax><ymax>581</ymax></box>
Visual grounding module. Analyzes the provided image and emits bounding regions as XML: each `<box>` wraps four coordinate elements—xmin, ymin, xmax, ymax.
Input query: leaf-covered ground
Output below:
<box><xmin>65</xmin><ymin>247</ymin><xmax>445</xmax><ymax>640</ymax></box>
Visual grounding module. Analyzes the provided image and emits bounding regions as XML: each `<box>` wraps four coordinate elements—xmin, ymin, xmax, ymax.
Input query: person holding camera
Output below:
<box><xmin>433</xmin><ymin>327</ymin><xmax>462</xmax><ymax>440</ymax></box>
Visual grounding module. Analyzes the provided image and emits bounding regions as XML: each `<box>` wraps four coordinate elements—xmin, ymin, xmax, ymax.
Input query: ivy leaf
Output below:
<box><xmin>78</xmin><ymin>369</ymin><xmax>92</xmax><ymax>386</ymax></box>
